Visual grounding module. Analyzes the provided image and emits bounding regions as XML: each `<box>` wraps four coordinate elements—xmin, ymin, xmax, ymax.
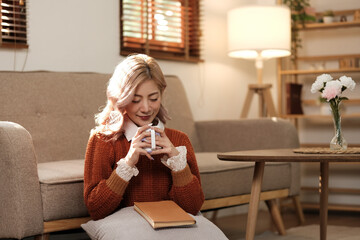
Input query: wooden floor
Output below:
<box><xmin>213</xmin><ymin>208</ymin><xmax>360</xmax><ymax>240</ymax></box>
<box><xmin>25</xmin><ymin>207</ymin><xmax>360</xmax><ymax>240</ymax></box>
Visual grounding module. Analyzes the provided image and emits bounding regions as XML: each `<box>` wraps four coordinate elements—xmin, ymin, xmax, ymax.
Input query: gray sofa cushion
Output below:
<box><xmin>38</xmin><ymin>160</ymin><xmax>84</xmax><ymax>184</ymax></box>
<box><xmin>38</xmin><ymin>160</ymin><xmax>88</xmax><ymax>221</ymax></box>
<box><xmin>40</xmin><ymin>181</ymin><xmax>88</xmax><ymax>221</ymax></box>
<box><xmin>81</xmin><ymin>206</ymin><xmax>228</xmax><ymax>240</ymax></box>
<box><xmin>196</xmin><ymin>153</ymin><xmax>291</xmax><ymax>199</ymax></box>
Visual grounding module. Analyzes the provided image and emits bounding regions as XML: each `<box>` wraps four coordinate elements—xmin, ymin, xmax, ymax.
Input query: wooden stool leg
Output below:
<box><xmin>258</xmin><ymin>90</ymin><xmax>265</xmax><ymax>116</ymax></box>
<box><xmin>265</xmin><ymin>199</ymin><xmax>286</xmax><ymax>235</ymax></box>
<box><xmin>241</xmin><ymin>88</ymin><xmax>255</xmax><ymax>118</ymax></box>
<box><xmin>263</xmin><ymin>88</ymin><xmax>277</xmax><ymax>117</ymax></box>
<box><xmin>292</xmin><ymin>195</ymin><xmax>306</xmax><ymax>225</ymax></box>
<box><xmin>34</xmin><ymin>233</ymin><xmax>50</xmax><ymax>240</ymax></box>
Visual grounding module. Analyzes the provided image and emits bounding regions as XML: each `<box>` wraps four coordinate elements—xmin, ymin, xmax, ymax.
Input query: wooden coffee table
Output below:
<box><xmin>218</xmin><ymin>148</ymin><xmax>360</xmax><ymax>240</ymax></box>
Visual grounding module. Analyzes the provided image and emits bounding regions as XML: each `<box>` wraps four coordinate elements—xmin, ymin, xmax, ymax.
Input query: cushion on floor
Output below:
<box><xmin>81</xmin><ymin>206</ymin><xmax>228</xmax><ymax>240</ymax></box>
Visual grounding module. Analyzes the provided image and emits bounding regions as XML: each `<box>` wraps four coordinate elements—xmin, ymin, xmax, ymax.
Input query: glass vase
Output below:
<box><xmin>330</xmin><ymin>106</ymin><xmax>347</xmax><ymax>151</ymax></box>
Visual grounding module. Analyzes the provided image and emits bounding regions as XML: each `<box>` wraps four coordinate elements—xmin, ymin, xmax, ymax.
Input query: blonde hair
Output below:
<box><xmin>94</xmin><ymin>54</ymin><xmax>170</xmax><ymax>139</ymax></box>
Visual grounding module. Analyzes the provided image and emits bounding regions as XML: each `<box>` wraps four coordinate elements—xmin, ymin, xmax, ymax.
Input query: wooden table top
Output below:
<box><xmin>217</xmin><ymin>148</ymin><xmax>360</xmax><ymax>163</ymax></box>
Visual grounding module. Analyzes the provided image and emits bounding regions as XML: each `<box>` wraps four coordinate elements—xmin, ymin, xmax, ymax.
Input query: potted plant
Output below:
<box><xmin>282</xmin><ymin>0</ymin><xmax>316</xmax><ymax>61</ymax></box>
<box><xmin>323</xmin><ymin>10</ymin><xmax>335</xmax><ymax>23</ymax></box>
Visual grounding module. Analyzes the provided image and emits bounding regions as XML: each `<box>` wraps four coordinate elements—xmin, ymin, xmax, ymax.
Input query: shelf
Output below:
<box><xmin>296</xmin><ymin>53</ymin><xmax>360</xmax><ymax>61</ymax></box>
<box><xmin>279</xmin><ymin>9</ymin><xmax>360</xmax><ymax>209</ymax></box>
<box><xmin>280</xmin><ymin>68</ymin><xmax>360</xmax><ymax>75</ymax></box>
<box><xmin>298</xmin><ymin>20</ymin><xmax>360</xmax><ymax>30</ymax></box>
<box><xmin>280</xmin><ymin>113</ymin><xmax>360</xmax><ymax>119</ymax></box>
<box><xmin>302</xmin><ymin>99</ymin><xmax>360</xmax><ymax>106</ymax></box>
<box><xmin>277</xmin><ymin>7</ymin><xmax>360</xmax><ymax>121</ymax></box>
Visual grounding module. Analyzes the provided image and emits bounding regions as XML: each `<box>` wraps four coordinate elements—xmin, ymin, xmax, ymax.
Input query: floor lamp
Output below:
<box><xmin>227</xmin><ymin>5</ymin><xmax>291</xmax><ymax>118</ymax></box>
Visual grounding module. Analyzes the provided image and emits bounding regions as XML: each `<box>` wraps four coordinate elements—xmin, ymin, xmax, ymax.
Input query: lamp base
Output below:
<box><xmin>241</xmin><ymin>83</ymin><xmax>277</xmax><ymax>118</ymax></box>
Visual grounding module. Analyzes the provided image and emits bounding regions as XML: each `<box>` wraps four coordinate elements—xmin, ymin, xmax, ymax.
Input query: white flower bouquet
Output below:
<box><xmin>311</xmin><ymin>74</ymin><xmax>356</xmax><ymax>101</ymax></box>
<box><xmin>311</xmin><ymin>74</ymin><xmax>356</xmax><ymax>150</ymax></box>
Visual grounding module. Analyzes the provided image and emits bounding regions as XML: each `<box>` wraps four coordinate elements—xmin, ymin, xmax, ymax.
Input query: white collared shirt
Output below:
<box><xmin>123</xmin><ymin>116</ymin><xmax>164</xmax><ymax>142</ymax></box>
<box><xmin>116</xmin><ymin>116</ymin><xmax>187</xmax><ymax>182</ymax></box>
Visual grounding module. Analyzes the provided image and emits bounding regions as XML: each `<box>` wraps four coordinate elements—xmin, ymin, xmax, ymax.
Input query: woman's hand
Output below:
<box><xmin>125</xmin><ymin>125</ymin><xmax>153</xmax><ymax>167</ymax></box>
<box><xmin>150</xmin><ymin>127</ymin><xmax>179</xmax><ymax>158</ymax></box>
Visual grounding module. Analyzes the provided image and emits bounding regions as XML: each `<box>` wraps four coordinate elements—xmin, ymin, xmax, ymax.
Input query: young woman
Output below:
<box><xmin>84</xmin><ymin>54</ymin><xmax>204</xmax><ymax>220</ymax></box>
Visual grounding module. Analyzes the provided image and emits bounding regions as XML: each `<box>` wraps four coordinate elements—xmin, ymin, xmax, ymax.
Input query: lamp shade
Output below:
<box><xmin>227</xmin><ymin>5</ymin><xmax>291</xmax><ymax>59</ymax></box>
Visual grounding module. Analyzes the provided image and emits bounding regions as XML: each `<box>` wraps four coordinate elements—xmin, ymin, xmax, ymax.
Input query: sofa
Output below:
<box><xmin>0</xmin><ymin>71</ymin><xmax>303</xmax><ymax>239</ymax></box>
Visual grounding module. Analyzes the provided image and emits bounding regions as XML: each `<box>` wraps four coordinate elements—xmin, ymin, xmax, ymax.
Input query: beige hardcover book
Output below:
<box><xmin>134</xmin><ymin>200</ymin><xmax>196</xmax><ymax>229</ymax></box>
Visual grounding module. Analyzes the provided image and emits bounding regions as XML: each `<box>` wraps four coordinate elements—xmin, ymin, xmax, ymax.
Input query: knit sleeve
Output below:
<box><xmin>83</xmin><ymin>133</ymin><xmax>129</xmax><ymax>220</ymax></box>
<box><xmin>168</xmin><ymin>131</ymin><xmax>204</xmax><ymax>215</ymax></box>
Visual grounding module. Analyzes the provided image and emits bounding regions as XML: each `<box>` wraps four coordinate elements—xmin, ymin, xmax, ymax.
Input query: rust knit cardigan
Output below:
<box><xmin>84</xmin><ymin>128</ymin><xmax>205</xmax><ymax>220</ymax></box>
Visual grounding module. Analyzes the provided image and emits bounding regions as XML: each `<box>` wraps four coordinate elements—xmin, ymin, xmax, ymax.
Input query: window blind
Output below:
<box><xmin>0</xmin><ymin>0</ymin><xmax>28</xmax><ymax>48</ymax></box>
<box><xmin>120</xmin><ymin>0</ymin><xmax>202</xmax><ymax>62</ymax></box>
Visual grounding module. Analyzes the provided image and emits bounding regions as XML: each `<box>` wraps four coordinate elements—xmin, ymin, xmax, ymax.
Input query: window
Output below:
<box><xmin>0</xmin><ymin>0</ymin><xmax>28</xmax><ymax>49</ymax></box>
<box><xmin>120</xmin><ymin>0</ymin><xmax>202</xmax><ymax>62</ymax></box>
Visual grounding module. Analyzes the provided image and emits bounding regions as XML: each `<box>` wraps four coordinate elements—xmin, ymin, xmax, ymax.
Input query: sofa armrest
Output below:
<box><xmin>0</xmin><ymin>122</ymin><xmax>43</xmax><ymax>239</ymax></box>
<box><xmin>195</xmin><ymin>118</ymin><xmax>299</xmax><ymax>152</ymax></box>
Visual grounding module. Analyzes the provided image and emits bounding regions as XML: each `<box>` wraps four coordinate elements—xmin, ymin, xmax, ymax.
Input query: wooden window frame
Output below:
<box><xmin>0</xmin><ymin>0</ymin><xmax>28</xmax><ymax>49</ymax></box>
<box><xmin>120</xmin><ymin>0</ymin><xmax>202</xmax><ymax>63</ymax></box>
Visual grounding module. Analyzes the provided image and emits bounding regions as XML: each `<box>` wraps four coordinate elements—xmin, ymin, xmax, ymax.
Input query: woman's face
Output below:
<box><xmin>125</xmin><ymin>79</ymin><xmax>162</xmax><ymax>127</ymax></box>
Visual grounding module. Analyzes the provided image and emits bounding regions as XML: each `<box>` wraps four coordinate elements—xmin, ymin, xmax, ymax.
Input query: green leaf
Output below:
<box><xmin>319</xmin><ymin>97</ymin><xmax>327</xmax><ymax>103</ymax></box>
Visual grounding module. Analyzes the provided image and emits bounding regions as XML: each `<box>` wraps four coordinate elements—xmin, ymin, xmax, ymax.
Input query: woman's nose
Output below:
<box><xmin>140</xmin><ymin>100</ymin><xmax>150</xmax><ymax>112</ymax></box>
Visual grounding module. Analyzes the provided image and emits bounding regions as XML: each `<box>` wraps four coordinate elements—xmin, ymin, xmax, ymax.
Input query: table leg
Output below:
<box><xmin>265</xmin><ymin>199</ymin><xmax>286</xmax><ymax>235</ymax></box>
<box><xmin>246</xmin><ymin>161</ymin><xmax>265</xmax><ymax>240</ymax></box>
<box><xmin>320</xmin><ymin>162</ymin><xmax>329</xmax><ymax>240</ymax></box>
